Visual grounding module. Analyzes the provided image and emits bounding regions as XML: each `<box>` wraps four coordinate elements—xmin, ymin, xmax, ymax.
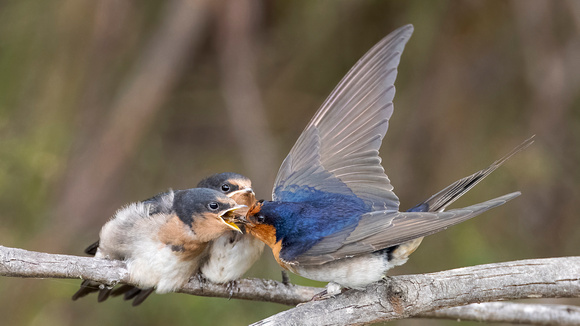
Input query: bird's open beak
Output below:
<box><xmin>227</xmin><ymin>187</ymin><xmax>256</xmax><ymax>207</ymax></box>
<box><xmin>233</xmin><ymin>214</ymin><xmax>250</xmax><ymax>226</ymax></box>
<box><xmin>219</xmin><ymin>204</ymin><xmax>247</xmax><ymax>233</ymax></box>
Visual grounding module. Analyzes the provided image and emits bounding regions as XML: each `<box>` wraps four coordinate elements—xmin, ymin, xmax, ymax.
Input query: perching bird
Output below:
<box><xmin>239</xmin><ymin>24</ymin><xmax>532</xmax><ymax>296</ymax></box>
<box><xmin>196</xmin><ymin>173</ymin><xmax>264</xmax><ymax>284</ymax></box>
<box><xmin>72</xmin><ymin>188</ymin><xmax>245</xmax><ymax>305</ymax></box>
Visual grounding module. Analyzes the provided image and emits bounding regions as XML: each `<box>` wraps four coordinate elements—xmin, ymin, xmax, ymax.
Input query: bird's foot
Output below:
<box><xmin>381</xmin><ymin>275</ymin><xmax>393</xmax><ymax>284</ymax></box>
<box><xmin>310</xmin><ymin>282</ymin><xmax>347</xmax><ymax>301</ymax></box>
<box><xmin>225</xmin><ymin>280</ymin><xmax>238</xmax><ymax>300</ymax></box>
<box><xmin>194</xmin><ymin>273</ymin><xmax>208</xmax><ymax>291</ymax></box>
<box><xmin>195</xmin><ymin>273</ymin><xmax>207</xmax><ymax>283</ymax></box>
<box><xmin>310</xmin><ymin>289</ymin><xmax>328</xmax><ymax>301</ymax></box>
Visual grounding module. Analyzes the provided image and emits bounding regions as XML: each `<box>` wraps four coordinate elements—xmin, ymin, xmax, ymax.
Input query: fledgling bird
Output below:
<box><xmin>196</xmin><ymin>173</ymin><xmax>265</xmax><ymax>284</ymax></box>
<box><xmin>239</xmin><ymin>24</ymin><xmax>532</xmax><ymax>296</ymax></box>
<box><xmin>72</xmin><ymin>188</ymin><xmax>245</xmax><ymax>305</ymax></box>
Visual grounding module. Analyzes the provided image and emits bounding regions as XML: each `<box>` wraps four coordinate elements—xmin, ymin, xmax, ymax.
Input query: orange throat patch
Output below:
<box><xmin>246</xmin><ymin>224</ymin><xmax>293</xmax><ymax>271</ymax></box>
<box><xmin>246</xmin><ymin>223</ymin><xmax>277</xmax><ymax>248</ymax></box>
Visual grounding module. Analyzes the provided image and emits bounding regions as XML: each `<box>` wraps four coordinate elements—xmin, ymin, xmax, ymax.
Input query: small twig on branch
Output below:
<box><xmin>1</xmin><ymin>245</ymin><xmax>579</xmax><ymax>325</ymax></box>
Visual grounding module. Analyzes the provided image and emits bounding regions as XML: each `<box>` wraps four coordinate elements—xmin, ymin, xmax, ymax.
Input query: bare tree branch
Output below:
<box><xmin>0</xmin><ymin>245</ymin><xmax>319</xmax><ymax>306</ymax></box>
<box><xmin>0</xmin><ymin>245</ymin><xmax>128</xmax><ymax>283</ymax></box>
<box><xmin>422</xmin><ymin>302</ymin><xmax>580</xmax><ymax>325</ymax></box>
<box><xmin>177</xmin><ymin>276</ymin><xmax>318</xmax><ymax>306</ymax></box>
<box><xmin>1</xmin><ymin>245</ymin><xmax>579</xmax><ymax>325</ymax></box>
<box><xmin>254</xmin><ymin>257</ymin><xmax>580</xmax><ymax>325</ymax></box>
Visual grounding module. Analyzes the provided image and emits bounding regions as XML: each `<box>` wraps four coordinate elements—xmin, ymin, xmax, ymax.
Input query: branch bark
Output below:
<box><xmin>422</xmin><ymin>302</ymin><xmax>580</xmax><ymax>325</ymax></box>
<box><xmin>1</xmin><ymin>245</ymin><xmax>579</xmax><ymax>325</ymax></box>
<box><xmin>254</xmin><ymin>257</ymin><xmax>580</xmax><ymax>325</ymax></box>
<box><xmin>0</xmin><ymin>245</ymin><xmax>319</xmax><ymax>306</ymax></box>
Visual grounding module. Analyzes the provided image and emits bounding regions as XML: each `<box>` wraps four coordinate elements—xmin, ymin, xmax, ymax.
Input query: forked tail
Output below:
<box><xmin>408</xmin><ymin>136</ymin><xmax>534</xmax><ymax>213</ymax></box>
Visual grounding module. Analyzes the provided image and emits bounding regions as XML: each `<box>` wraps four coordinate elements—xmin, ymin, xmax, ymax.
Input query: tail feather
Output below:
<box><xmin>72</xmin><ymin>280</ymin><xmax>103</xmax><ymax>301</ymax></box>
<box><xmin>84</xmin><ymin>241</ymin><xmax>99</xmax><ymax>256</ymax></box>
<box><xmin>408</xmin><ymin>136</ymin><xmax>534</xmax><ymax>213</ymax></box>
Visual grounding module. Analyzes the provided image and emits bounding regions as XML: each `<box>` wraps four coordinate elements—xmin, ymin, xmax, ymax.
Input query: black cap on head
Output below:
<box><xmin>197</xmin><ymin>172</ymin><xmax>251</xmax><ymax>195</ymax></box>
<box><xmin>173</xmin><ymin>188</ymin><xmax>236</xmax><ymax>225</ymax></box>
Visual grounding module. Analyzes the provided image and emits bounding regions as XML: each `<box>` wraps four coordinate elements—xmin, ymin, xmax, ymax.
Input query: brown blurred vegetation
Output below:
<box><xmin>0</xmin><ymin>1</ymin><xmax>579</xmax><ymax>325</ymax></box>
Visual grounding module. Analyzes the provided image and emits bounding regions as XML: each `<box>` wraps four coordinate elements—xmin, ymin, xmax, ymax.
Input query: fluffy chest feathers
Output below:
<box><xmin>97</xmin><ymin>204</ymin><xmax>211</xmax><ymax>293</ymax></box>
<box><xmin>200</xmin><ymin>232</ymin><xmax>265</xmax><ymax>283</ymax></box>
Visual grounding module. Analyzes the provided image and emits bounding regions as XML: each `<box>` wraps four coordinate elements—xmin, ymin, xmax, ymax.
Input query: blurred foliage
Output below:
<box><xmin>0</xmin><ymin>0</ymin><xmax>579</xmax><ymax>325</ymax></box>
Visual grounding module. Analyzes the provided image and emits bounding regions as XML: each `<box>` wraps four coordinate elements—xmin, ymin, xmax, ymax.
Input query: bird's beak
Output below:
<box><xmin>234</xmin><ymin>200</ymin><xmax>263</xmax><ymax>227</ymax></box>
<box><xmin>233</xmin><ymin>214</ymin><xmax>251</xmax><ymax>226</ymax></box>
<box><xmin>219</xmin><ymin>204</ymin><xmax>247</xmax><ymax>233</ymax></box>
<box><xmin>227</xmin><ymin>187</ymin><xmax>256</xmax><ymax>206</ymax></box>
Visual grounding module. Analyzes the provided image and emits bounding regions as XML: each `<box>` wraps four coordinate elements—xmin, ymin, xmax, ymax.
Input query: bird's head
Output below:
<box><xmin>236</xmin><ymin>200</ymin><xmax>279</xmax><ymax>248</ymax></box>
<box><xmin>173</xmin><ymin>188</ymin><xmax>245</xmax><ymax>241</ymax></box>
<box><xmin>197</xmin><ymin>172</ymin><xmax>256</xmax><ymax>207</ymax></box>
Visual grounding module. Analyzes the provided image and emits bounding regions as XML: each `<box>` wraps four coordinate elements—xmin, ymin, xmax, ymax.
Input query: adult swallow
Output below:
<box><xmin>239</xmin><ymin>24</ymin><xmax>532</xmax><ymax>295</ymax></box>
<box><xmin>72</xmin><ymin>188</ymin><xmax>245</xmax><ymax>305</ymax></box>
<box><xmin>196</xmin><ymin>173</ymin><xmax>265</xmax><ymax>284</ymax></box>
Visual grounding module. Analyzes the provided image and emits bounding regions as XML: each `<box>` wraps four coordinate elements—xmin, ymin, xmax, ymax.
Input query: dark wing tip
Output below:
<box><xmin>131</xmin><ymin>288</ymin><xmax>155</xmax><ymax>306</ymax></box>
<box><xmin>71</xmin><ymin>280</ymin><xmax>101</xmax><ymax>301</ymax></box>
<box><xmin>97</xmin><ymin>288</ymin><xmax>112</xmax><ymax>302</ymax></box>
<box><xmin>84</xmin><ymin>241</ymin><xmax>99</xmax><ymax>256</ymax></box>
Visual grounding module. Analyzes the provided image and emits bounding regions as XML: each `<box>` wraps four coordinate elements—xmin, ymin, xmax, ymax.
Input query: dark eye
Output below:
<box><xmin>221</xmin><ymin>184</ymin><xmax>230</xmax><ymax>192</ymax></box>
<box><xmin>256</xmin><ymin>214</ymin><xmax>265</xmax><ymax>223</ymax></box>
<box><xmin>208</xmin><ymin>202</ymin><xmax>219</xmax><ymax>210</ymax></box>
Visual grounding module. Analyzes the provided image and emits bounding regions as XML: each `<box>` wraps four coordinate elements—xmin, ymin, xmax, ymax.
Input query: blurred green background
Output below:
<box><xmin>1</xmin><ymin>0</ymin><xmax>579</xmax><ymax>325</ymax></box>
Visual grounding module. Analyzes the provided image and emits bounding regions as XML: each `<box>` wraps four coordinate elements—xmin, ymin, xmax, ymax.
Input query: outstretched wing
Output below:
<box><xmin>273</xmin><ymin>25</ymin><xmax>414</xmax><ymax>212</ymax></box>
<box><xmin>293</xmin><ymin>192</ymin><xmax>520</xmax><ymax>265</ymax></box>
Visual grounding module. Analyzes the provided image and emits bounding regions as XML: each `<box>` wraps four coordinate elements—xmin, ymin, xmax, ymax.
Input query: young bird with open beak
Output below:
<box><xmin>238</xmin><ymin>24</ymin><xmax>532</xmax><ymax>297</ymax></box>
<box><xmin>72</xmin><ymin>188</ymin><xmax>245</xmax><ymax>305</ymax></box>
<box><xmin>196</xmin><ymin>173</ymin><xmax>264</xmax><ymax>284</ymax></box>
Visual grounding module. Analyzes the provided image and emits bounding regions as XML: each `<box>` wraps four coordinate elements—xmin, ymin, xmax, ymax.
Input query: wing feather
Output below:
<box><xmin>273</xmin><ymin>25</ymin><xmax>414</xmax><ymax>211</ymax></box>
<box><xmin>294</xmin><ymin>192</ymin><xmax>520</xmax><ymax>265</ymax></box>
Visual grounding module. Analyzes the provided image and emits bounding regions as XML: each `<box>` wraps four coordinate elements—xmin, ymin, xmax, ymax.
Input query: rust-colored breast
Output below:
<box><xmin>246</xmin><ymin>224</ymin><xmax>295</xmax><ymax>271</ymax></box>
<box><xmin>244</xmin><ymin>201</ymin><xmax>294</xmax><ymax>270</ymax></box>
<box><xmin>271</xmin><ymin>240</ymin><xmax>295</xmax><ymax>272</ymax></box>
<box><xmin>247</xmin><ymin>223</ymin><xmax>277</xmax><ymax>248</ymax></box>
<box><xmin>158</xmin><ymin>215</ymin><xmax>207</xmax><ymax>261</ymax></box>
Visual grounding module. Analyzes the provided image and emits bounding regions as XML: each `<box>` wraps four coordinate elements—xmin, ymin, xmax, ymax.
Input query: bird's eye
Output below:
<box><xmin>208</xmin><ymin>202</ymin><xmax>219</xmax><ymax>210</ymax></box>
<box><xmin>256</xmin><ymin>214</ymin><xmax>265</xmax><ymax>224</ymax></box>
<box><xmin>221</xmin><ymin>184</ymin><xmax>230</xmax><ymax>192</ymax></box>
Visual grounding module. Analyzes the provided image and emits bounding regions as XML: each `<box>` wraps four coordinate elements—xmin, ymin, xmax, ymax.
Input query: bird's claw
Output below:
<box><xmin>311</xmin><ymin>283</ymin><xmax>348</xmax><ymax>301</ymax></box>
<box><xmin>310</xmin><ymin>289</ymin><xmax>329</xmax><ymax>301</ymax></box>
<box><xmin>194</xmin><ymin>273</ymin><xmax>208</xmax><ymax>291</ymax></box>
<box><xmin>225</xmin><ymin>280</ymin><xmax>237</xmax><ymax>300</ymax></box>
